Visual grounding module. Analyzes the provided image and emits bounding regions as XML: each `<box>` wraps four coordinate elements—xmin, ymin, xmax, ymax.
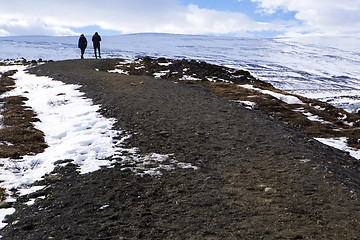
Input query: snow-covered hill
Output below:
<box><xmin>1</xmin><ymin>34</ymin><xmax>359</xmax><ymax>87</ymax></box>
<box><xmin>1</xmin><ymin>34</ymin><xmax>360</xmax><ymax>112</ymax></box>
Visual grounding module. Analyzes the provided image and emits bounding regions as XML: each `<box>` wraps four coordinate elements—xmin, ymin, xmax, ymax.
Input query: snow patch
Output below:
<box><xmin>108</xmin><ymin>68</ymin><xmax>129</xmax><ymax>75</ymax></box>
<box><xmin>153</xmin><ymin>70</ymin><xmax>170</xmax><ymax>79</ymax></box>
<box><xmin>293</xmin><ymin>108</ymin><xmax>332</xmax><ymax>125</ymax></box>
<box><xmin>0</xmin><ymin>67</ymin><xmax>120</xmax><ymax>182</ymax></box>
<box><xmin>119</xmin><ymin>153</ymin><xmax>198</xmax><ymax>177</ymax></box>
<box><xmin>289</xmin><ymin>89</ymin><xmax>360</xmax><ymax>114</ymax></box>
<box><xmin>232</xmin><ymin>100</ymin><xmax>257</xmax><ymax>110</ymax></box>
<box><xmin>315</xmin><ymin>137</ymin><xmax>360</xmax><ymax>159</ymax></box>
<box><xmin>240</xmin><ymin>84</ymin><xmax>304</xmax><ymax>105</ymax></box>
<box><xmin>180</xmin><ymin>75</ymin><xmax>202</xmax><ymax>81</ymax></box>
<box><xmin>0</xmin><ymin>208</ymin><xmax>15</xmax><ymax>229</ymax></box>
<box><xmin>0</xmin><ymin>65</ymin><xmax>199</xmax><ymax>230</ymax></box>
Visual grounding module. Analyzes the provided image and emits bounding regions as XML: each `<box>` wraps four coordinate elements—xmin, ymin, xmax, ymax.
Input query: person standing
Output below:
<box><xmin>92</xmin><ymin>32</ymin><xmax>101</xmax><ymax>59</ymax></box>
<box><xmin>78</xmin><ymin>34</ymin><xmax>87</xmax><ymax>59</ymax></box>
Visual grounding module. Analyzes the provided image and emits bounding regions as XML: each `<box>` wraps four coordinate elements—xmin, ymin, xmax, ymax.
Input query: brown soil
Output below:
<box><xmin>0</xmin><ymin>70</ymin><xmax>47</xmax><ymax>159</ymax></box>
<box><xmin>0</xmin><ymin>59</ymin><xmax>359</xmax><ymax>239</ymax></box>
<box><xmin>106</xmin><ymin>57</ymin><xmax>360</xmax><ymax>149</ymax></box>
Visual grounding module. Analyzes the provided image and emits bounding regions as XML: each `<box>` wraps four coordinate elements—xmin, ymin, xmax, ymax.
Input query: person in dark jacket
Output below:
<box><xmin>92</xmin><ymin>32</ymin><xmax>101</xmax><ymax>59</ymax></box>
<box><xmin>78</xmin><ymin>34</ymin><xmax>87</xmax><ymax>59</ymax></box>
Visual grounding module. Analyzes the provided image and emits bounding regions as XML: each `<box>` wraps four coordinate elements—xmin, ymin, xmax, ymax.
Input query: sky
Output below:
<box><xmin>0</xmin><ymin>0</ymin><xmax>360</xmax><ymax>38</ymax></box>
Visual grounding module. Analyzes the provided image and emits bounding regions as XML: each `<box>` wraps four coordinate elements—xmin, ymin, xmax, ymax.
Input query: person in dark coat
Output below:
<box><xmin>92</xmin><ymin>32</ymin><xmax>101</xmax><ymax>59</ymax></box>
<box><xmin>78</xmin><ymin>34</ymin><xmax>87</xmax><ymax>59</ymax></box>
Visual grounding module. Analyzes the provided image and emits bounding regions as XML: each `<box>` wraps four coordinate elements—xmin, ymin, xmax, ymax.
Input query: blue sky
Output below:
<box><xmin>179</xmin><ymin>0</ymin><xmax>259</xmax><ymax>15</ymax></box>
<box><xmin>177</xmin><ymin>0</ymin><xmax>296</xmax><ymax>22</ymax></box>
<box><xmin>0</xmin><ymin>0</ymin><xmax>359</xmax><ymax>38</ymax></box>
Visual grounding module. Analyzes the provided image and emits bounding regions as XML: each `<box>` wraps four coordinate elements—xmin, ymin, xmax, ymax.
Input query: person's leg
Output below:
<box><xmin>81</xmin><ymin>48</ymin><xmax>85</xmax><ymax>59</ymax></box>
<box><xmin>98</xmin><ymin>46</ymin><xmax>101</xmax><ymax>58</ymax></box>
<box><xmin>94</xmin><ymin>47</ymin><xmax>97</xmax><ymax>59</ymax></box>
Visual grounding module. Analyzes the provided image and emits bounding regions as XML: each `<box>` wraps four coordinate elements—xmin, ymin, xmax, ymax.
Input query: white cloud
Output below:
<box><xmin>173</xmin><ymin>4</ymin><xmax>273</xmax><ymax>35</ymax></box>
<box><xmin>251</xmin><ymin>0</ymin><xmax>360</xmax><ymax>36</ymax></box>
<box><xmin>0</xmin><ymin>0</ymin><xmax>275</xmax><ymax>37</ymax></box>
<box><xmin>3</xmin><ymin>0</ymin><xmax>358</xmax><ymax>37</ymax></box>
<box><xmin>0</xmin><ymin>18</ymin><xmax>77</xmax><ymax>36</ymax></box>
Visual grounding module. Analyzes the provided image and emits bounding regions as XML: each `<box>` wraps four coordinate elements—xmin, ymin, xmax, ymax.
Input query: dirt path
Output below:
<box><xmin>1</xmin><ymin>59</ymin><xmax>359</xmax><ymax>239</ymax></box>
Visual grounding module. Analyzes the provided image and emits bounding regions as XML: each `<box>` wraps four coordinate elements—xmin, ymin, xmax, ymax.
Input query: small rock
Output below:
<box><xmin>157</xmin><ymin>131</ymin><xmax>170</xmax><ymax>137</ymax></box>
<box><xmin>99</xmin><ymin>205</ymin><xmax>110</xmax><ymax>210</ymax></box>
<box><xmin>44</xmin><ymin>175</ymin><xmax>62</xmax><ymax>183</ymax></box>
<box><xmin>264</xmin><ymin>187</ymin><xmax>276</xmax><ymax>194</ymax></box>
<box><xmin>0</xmin><ymin>201</ymin><xmax>11</xmax><ymax>208</ymax></box>
<box><xmin>300</xmin><ymin>159</ymin><xmax>311</xmax><ymax>163</ymax></box>
<box><xmin>54</xmin><ymin>159</ymin><xmax>73</xmax><ymax>165</ymax></box>
<box><xmin>316</xmin><ymin>220</ymin><xmax>324</xmax><ymax>225</ymax></box>
<box><xmin>11</xmin><ymin>220</ymin><xmax>19</xmax><ymax>226</ymax></box>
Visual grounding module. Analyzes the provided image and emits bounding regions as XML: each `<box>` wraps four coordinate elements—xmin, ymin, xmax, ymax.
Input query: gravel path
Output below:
<box><xmin>1</xmin><ymin>59</ymin><xmax>359</xmax><ymax>239</ymax></box>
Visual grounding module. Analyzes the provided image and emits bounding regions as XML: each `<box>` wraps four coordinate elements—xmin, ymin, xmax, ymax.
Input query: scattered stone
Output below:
<box><xmin>0</xmin><ymin>201</ymin><xmax>12</xmax><ymax>208</ymax></box>
<box><xmin>53</xmin><ymin>159</ymin><xmax>74</xmax><ymax>165</ymax></box>
<box><xmin>1</xmin><ymin>59</ymin><xmax>358</xmax><ymax>240</ymax></box>
<box><xmin>264</xmin><ymin>187</ymin><xmax>276</xmax><ymax>194</ymax></box>
<box><xmin>43</xmin><ymin>175</ymin><xmax>62</xmax><ymax>183</ymax></box>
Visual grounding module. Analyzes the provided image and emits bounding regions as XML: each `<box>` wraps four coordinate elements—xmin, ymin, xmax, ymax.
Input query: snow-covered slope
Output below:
<box><xmin>2</xmin><ymin>34</ymin><xmax>360</xmax><ymax>114</ymax></box>
<box><xmin>1</xmin><ymin>34</ymin><xmax>359</xmax><ymax>89</ymax></box>
<box><xmin>1</xmin><ymin>33</ymin><xmax>360</xmax><ymax>111</ymax></box>
<box><xmin>1</xmin><ymin>33</ymin><xmax>360</xmax><ymax>114</ymax></box>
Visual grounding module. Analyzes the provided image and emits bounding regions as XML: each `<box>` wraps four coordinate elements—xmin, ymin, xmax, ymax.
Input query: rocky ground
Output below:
<box><xmin>0</xmin><ymin>59</ymin><xmax>359</xmax><ymax>239</ymax></box>
<box><xmin>0</xmin><ymin>69</ymin><xmax>47</xmax><ymax>160</ymax></box>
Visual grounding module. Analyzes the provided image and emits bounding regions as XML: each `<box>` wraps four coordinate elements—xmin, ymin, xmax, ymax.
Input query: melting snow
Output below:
<box><xmin>158</xmin><ymin>62</ymin><xmax>172</xmax><ymax>66</ymax></box>
<box><xmin>293</xmin><ymin>108</ymin><xmax>332</xmax><ymax>125</ymax></box>
<box><xmin>153</xmin><ymin>70</ymin><xmax>170</xmax><ymax>79</ymax></box>
<box><xmin>0</xmin><ymin>208</ymin><xmax>15</xmax><ymax>230</ymax></box>
<box><xmin>232</xmin><ymin>100</ymin><xmax>257</xmax><ymax>110</ymax></box>
<box><xmin>180</xmin><ymin>75</ymin><xmax>202</xmax><ymax>81</ymax></box>
<box><xmin>0</xmin><ymin>65</ymin><xmax>198</xmax><ymax>229</ymax></box>
<box><xmin>315</xmin><ymin>137</ymin><xmax>360</xmax><ymax>160</ymax></box>
<box><xmin>288</xmin><ymin>89</ymin><xmax>360</xmax><ymax>114</ymax></box>
<box><xmin>108</xmin><ymin>68</ymin><xmax>129</xmax><ymax>75</ymax></box>
<box><xmin>240</xmin><ymin>84</ymin><xmax>304</xmax><ymax>105</ymax></box>
<box><xmin>0</xmin><ymin>66</ymin><xmax>121</xmax><ymax>182</ymax></box>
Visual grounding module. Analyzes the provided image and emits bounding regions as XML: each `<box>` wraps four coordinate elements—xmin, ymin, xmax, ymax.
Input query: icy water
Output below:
<box><xmin>1</xmin><ymin>34</ymin><xmax>360</xmax><ymax>112</ymax></box>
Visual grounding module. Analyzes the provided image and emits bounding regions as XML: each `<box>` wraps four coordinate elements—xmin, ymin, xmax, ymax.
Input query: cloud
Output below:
<box><xmin>3</xmin><ymin>0</ymin><xmax>357</xmax><ymax>37</ymax></box>
<box><xmin>0</xmin><ymin>18</ymin><xmax>77</xmax><ymax>36</ymax></box>
<box><xmin>169</xmin><ymin>4</ymin><xmax>274</xmax><ymax>35</ymax></box>
<box><xmin>251</xmin><ymin>0</ymin><xmax>360</xmax><ymax>36</ymax></box>
<box><xmin>0</xmin><ymin>0</ymin><xmax>276</xmax><ymax>37</ymax></box>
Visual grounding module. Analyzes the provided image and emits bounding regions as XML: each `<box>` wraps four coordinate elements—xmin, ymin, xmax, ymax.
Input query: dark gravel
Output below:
<box><xmin>1</xmin><ymin>59</ymin><xmax>359</xmax><ymax>239</ymax></box>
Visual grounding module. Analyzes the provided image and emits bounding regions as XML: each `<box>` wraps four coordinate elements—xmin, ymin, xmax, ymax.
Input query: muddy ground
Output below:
<box><xmin>1</xmin><ymin>59</ymin><xmax>360</xmax><ymax>239</ymax></box>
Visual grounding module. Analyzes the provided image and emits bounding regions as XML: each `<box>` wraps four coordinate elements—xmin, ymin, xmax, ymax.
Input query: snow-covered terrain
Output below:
<box><xmin>0</xmin><ymin>64</ymin><xmax>197</xmax><ymax>229</ymax></box>
<box><xmin>1</xmin><ymin>34</ymin><xmax>360</xmax><ymax>112</ymax></box>
<box><xmin>0</xmin><ymin>33</ymin><xmax>360</xmax><ymax>229</ymax></box>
